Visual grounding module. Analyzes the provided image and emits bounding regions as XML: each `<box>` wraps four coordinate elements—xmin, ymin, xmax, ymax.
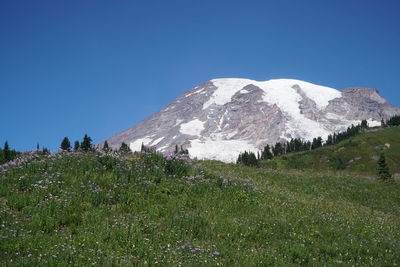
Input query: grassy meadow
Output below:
<box><xmin>1</xmin><ymin>147</ymin><xmax>399</xmax><ymax>266</ymax></box>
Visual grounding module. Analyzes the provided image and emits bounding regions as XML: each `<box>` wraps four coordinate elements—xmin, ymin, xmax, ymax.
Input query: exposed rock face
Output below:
<box><xmin>103</xmin><ymin>78</ymin><xmax>400</xmax><ymax>162</ymax></box>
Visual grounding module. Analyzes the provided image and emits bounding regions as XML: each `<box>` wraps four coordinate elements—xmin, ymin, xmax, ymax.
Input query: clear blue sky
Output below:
<box><xmin>1</xmin><ymin>0</ymin><xmax>399</xmax><ymax>151</ymax></box>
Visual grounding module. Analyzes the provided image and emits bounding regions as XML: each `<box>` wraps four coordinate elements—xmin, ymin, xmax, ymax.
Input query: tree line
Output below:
<box><xmin>238</xmin><ymin>121</ymin><xmax>369</xmax><ymax>166</ymax></box>
<box><xmin>384</xmin><ymin>115</ymin><xmax>400</xmax><ymax>127</ymax></box>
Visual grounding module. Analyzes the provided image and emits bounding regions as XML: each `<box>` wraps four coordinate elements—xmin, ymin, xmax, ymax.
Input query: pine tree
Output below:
<box><xmin>119</xmin><ymin>142</ymin><xmax>131</xmax><ymax>153</ymax></box>
<box><xmin>81</xmin><ymin>134</ymin><xmax>92</xmax><ymax>151</ymax></box>
<box><xmin>360</xmin><ymin>119</ymin><xmax>369</xmax><ymax>129</ymax></box>
<box><xmin>387</xmin><ymin>115</ymin><xmax>400</xmax><ymax>126</ymax></box>
<box><xmin>325</xmin><ymin>135</ymin><xmax>333</xmax><ymax>146</ymax></box>
<box><xmin>74</xmin><ymin>140</ymin><xmax>80</xmax><ymax>151</ymax></box>
<box><xmin>36</xmin><ymin>143</ymin><xmax>40</xmax><ymax>151</ymax></box>
<box><xmin>102</xmin><ymin>141</ymin><xmax>110</xmax><ymax>152</ymax></box>
<box><xmin>272</xmin><ymin>143</ymin><xmax>283</xmax><ymax>156</ymax></box>
<box><xmin>42</xmin><ymin>147</ymin><xmax>50</xmax><ymax>155</ymax></box>
<box><xmin>377</xmin><ymin>151</ymin><xmax>392</xmax><ymax>182</ymax></box>
<box><xmin>4</xmin><ymin>141</ymin><xmax>10</xmax><ymax>161</ymax></box>
<box><xmin>60</xmin><ymin>137</ymin><xmax>71</xmax><ymax>151</ymax></box>
<box><xmin>261</xmin><ymin>145</ymin><xmax>273</xmax><ymax>160</ymax></box>
<box><xmin>311</xmin><ymin>137</ymin><xmax>322</xmax><ymax>150</ymax></box>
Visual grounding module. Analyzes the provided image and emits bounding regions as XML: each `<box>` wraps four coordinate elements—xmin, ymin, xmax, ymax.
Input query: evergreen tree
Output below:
<box><xmin>248</xmin><ymin>152</ymin><xmax>258</xmax><ymax>166</ymax></box>
<box><xmin>237</xmin><ymin>151</ymin><xmax>258</xmax><ymax>166</ymax></box>
<box><xmin>103</xmin><ymin>141</ymin><xmax>110</xmax><ymax>152</ymax></box>
<box><xmin>261</xmin><ymin>145</ymin><xmax>273</xmax><ymax>160</ymax></box>
<box><xmin>360</xmin><ymin>119</ymin><xmax>369</xmax><ymax>129</ymax></box>
<box><xmin>272</xmin><ymin>143</ymin><xmax>284</xmax><ymax>156</ymax></box>
<box><xmin>119</xmin><ymin>142</ymin><xmax>131</xmax><ymax>153</ymax></box>
<box><xmin>42</xmin><ymin>147</ymin><xmax>50</xmax><ymax>155</ymax></box>
<box><xmin>60</xmin><ymin>137</ymin><xmax>71</xmax><ymax>151</ymax></box>
<box><xmin>377</xmin><ymin>151</ymin><xmax>392</xmax><ymax>182</ymax></box>
<box><xmin>74</xmin><ymin>140</ymin><xmax>80</xmax><ymax>151</ymax></box>
<box><xmin>81</xmin><ymin>134</ymin><xmax>92</xmax><ymax>151</ymax></box>
<box><xmin>325</xmin><ymin>135</ymin><xmax>333</xmax><ymax>146</ymax></box>
<box><xmin>387</xmin><ymin>115</ymin><xmax>400</xmax><ymax>126</ymax></box>
<box><xmin>36</xmin><ymin>143</ymin><xmax>40</xmax><ymax>151</ymax></box>
<box><xmin>4</xmin><ymin>141</ymin><xmax>10</xmax><ymax>161</ymax></box>
<box><xmin>311</xmin><ymin>137</ymin><xmax>322</xmax><ymax>150</ymax></box>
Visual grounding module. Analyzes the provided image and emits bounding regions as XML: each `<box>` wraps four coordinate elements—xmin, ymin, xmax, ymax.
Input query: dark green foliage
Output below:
<box><xmin>164</xmin><ymin>156</ymin><xmax>191</xmax><ymax>178</ymax></box>
<box><xmin>0</xmin><ymin>142</ymin><xmax>20</xmax><ymax>164</ymax></box>
<box><xmin>60</xmin><ymin>137</ymin><xmax>71</xmax><ymax>151</ymax></box>
<box><xmin>102</xmin><ymin>141</ymin><xmax>110</xmax><ymax>152</ymax></box>
<box><xmin>141</xmin><ymin>144</ymin><xmax>155</xmax><ymax>153</ymax></box>
<box><xmin>325</xmin><ymin>134</ymin><xmax>333</xmax><ymax>145</ymax></box>
<box><xmin>36</xmin><ymin>147</ymin><xmax>50</xmax><ymax>155</ymax></box>
<box><xmin>141</xmin><ymin>142</ymin><xmax>145</xmax><ymax>152</ymax></box>
<box><xmin>311</xmin><ymin>137</ymin><xmax>323</xmax><ymax>150</ymax></box>
<box><xmin>260</xmin><ymin>145</ymin><xmax>273</xmax><ymax>160</ymax></box>
<box><xmin>174</xmin><ymin>144</ymin><xmax>189</xmax><ymax>155</ymax></box>
<box><xmin>272</xmin><ymin>143</ymin><xmax>284</xmax><ymax>156</ymax></box>
<box><xmin>74</xmin><ymin>140</ymin><xmax>80</xmax><ymax>151</ymax></box>
<box><xmin>4</xmin><ymin>141</ymin><xmax>10</xmax><ymax>161</ymax></box>
<box><xmin>387</xmin><ymin>115</ymin><xmax>400</xmax><ymax>126</ymax></box>
<box><xmin>237</xmin><ymin>151</ymin><xmax>258</xmax><ymax>166</ymax></box>
<box><xmin>80</xmin><ymin>134</ymin><xmax>92</xmax><ymax>151</ymax></box>
<box><xmin>360</xmin><ymin>119</ymin><xmax>369</xmax><ymax>129</ymax></box>
<box><xmin>377</xmin><ymin>152</ymin><xmax>392</xmax><ymax>182</ymax></box>
<box><xmin>180</xmin><ymin>145</ymin><xmax>189</xmax><ymax>155</ymax></box>
<box><xmin>324</xmin><ymin>124</ymin><xmax>361</xmax><ymax>148</ymax></box>
<box><xmin>174</xmin><ymin>145</ymin><xmax>189</xmax><ymax>155</ymax></box>
<box><xmin>119</xmin><ymin>142</ymin><xmax>131</xmax><ymax>153</ymax></box>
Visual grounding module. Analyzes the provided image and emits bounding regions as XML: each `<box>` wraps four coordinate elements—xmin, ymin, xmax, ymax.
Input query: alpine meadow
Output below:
<box><xmin>2</xmin><ymin>1</ymin><xmax>400</xmax><ymax>266</ymax></box>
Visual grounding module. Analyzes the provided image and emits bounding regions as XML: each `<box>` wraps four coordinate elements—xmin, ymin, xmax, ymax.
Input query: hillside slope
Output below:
<box><xmin>261</xmin><ymin>126</ymin><xmax>400</xmax><ymax>176</ymax></box>
<box><xmin>1</xmin><ymin>151</ymin><xmax>400</xmax><ymax>265</ymax></box>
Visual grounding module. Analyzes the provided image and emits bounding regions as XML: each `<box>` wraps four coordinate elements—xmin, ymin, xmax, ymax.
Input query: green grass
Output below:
<box><xmin>1</xmin><ymin>151</ymin><xmax>400</xmax><ymax>266</ymax></box>
<box><xmin>261</xmin><ymin>126</ymin><xmax>400</xmax><ymax>176</ymax></box>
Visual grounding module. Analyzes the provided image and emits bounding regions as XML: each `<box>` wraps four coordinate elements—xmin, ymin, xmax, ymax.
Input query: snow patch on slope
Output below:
<box><xmin>258</xmin><ymin>79</ymin><xmax>341</xmax><ymax>110</ymax></box>
<box><xmin>179</xmin><ymin>119</ymin><xmax>205</xmax><ymax>136</ymax></box>
<box><xmin>203</xmin><ymin>78</ymin><xmax>253</xmax><ymax>109</ymax></box>
<box><xmin>189</xmin><ymin>138</ymin><xmax>258</xmax><ymax>163</ymax></box>
<box><xmin>130</xmin><ymin>137</ymin><xmax>153</xmax><ymax>152</ymax></box>
<box><xmin>367</xmin><ymin>119</ymin><xmax>382</xmax><ymax>127</ymax></box>
<box><xmin>151</xmin><ymin>136</ymin><xmax>164</xmax><ymax>146</ymax></box>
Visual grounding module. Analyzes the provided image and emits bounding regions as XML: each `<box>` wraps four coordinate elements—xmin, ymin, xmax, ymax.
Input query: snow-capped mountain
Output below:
<box><xmin>103</xmin><ymin>78</ymin><xmax>400</xmax><ymax>162</ymax></box>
